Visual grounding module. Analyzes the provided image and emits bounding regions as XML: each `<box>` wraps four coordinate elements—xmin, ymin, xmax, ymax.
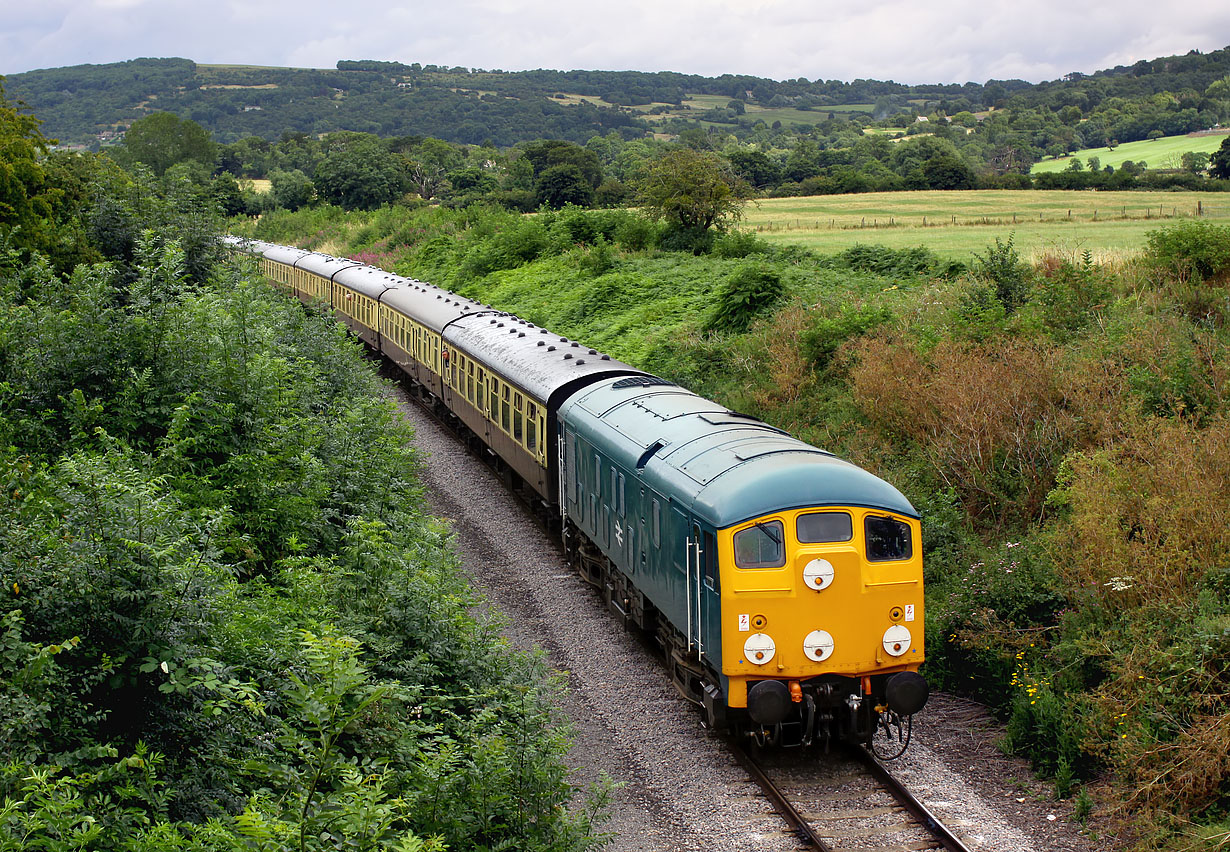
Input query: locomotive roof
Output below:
<box><xmin>560</xmin><ymin>378</ymin><xmax>918</xmax><ymax>527</ymax></box>
<box><xmin>445</xmin><ymin>314</ymin><xmax>644</xmax><ymax>405</ymax></box>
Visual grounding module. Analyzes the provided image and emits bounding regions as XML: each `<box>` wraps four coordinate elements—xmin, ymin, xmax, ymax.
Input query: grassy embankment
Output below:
<box><xmin>743</xmin><ymin>189</ymin><xmax>1230</xmax><ymax>261</ymax></box>
<box><xmin>237</xmin><ymin>198</ymin><xmax>1230</xmax><ymax>851</ymax></box>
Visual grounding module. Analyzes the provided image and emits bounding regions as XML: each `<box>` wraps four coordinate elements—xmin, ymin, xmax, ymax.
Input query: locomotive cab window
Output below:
<box><xmin>797</xmin><ymin>512</ymin><xmax>853</xmax><ymax>544</ymax></box>
<box><xmin>865</xmin><ymin>516</ymin><xmax>912</xmax><ymax>562</ymax></box>
<box><xmin>733</xmin><ymin>521</ymin><xmax>786</xmax><ymax>569</ymax></box>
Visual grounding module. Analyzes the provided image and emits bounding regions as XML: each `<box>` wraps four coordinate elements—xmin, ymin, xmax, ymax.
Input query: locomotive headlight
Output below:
<box><xmin>802</xmin><ymin>558</ymin><xmax>835</xmax><ymax>591</ymax></box>
<box><xmin>743</xmin><ymin>633</ymin><xmax>776</xmax><ymax>665</ymax></box>
<box><xmin>882</xmin><ymin>624</ymin><xmax>912</xmax><ymax>657</ymax></box>
<box><xmin>803</xmin><ymin>629</ymin><xmax>835</xmax><ymax>662</ymax></box>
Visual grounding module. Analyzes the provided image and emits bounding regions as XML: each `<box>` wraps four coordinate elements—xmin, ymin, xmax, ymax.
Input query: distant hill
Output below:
<box><xmin>4</xmin><ymin>48</ymin><xmax>1230</xmax><ymax>155</ymax></box>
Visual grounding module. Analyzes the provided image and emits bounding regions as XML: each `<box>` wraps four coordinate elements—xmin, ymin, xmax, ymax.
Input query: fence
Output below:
<box><xmin>754</xmin><ymin>204</ymin><xmax>1222</xmax><ymax>233</ymax></box>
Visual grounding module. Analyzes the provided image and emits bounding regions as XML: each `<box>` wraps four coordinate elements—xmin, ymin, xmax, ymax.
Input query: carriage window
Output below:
<box><xmin>865</xmin><ymin>516</ymin><xmax>912</xmax><ymax>562</ymax></box>
<box><xmin>526</xmin><ymin>417</ymin><xmax>537</xmax><ymax>452</ymax></box>
<box><xmin>618</xmin><ymin>473</ymin><xmax>626</xmax><ymax>517</ymax></box>
<box><xmin>651</xmin><ymin>499</ymin><xmax>661</xmax><ymax>547</ymax></box>
<box><xmin>733</xmin><ymin>521</ymin><xmax>786</xmax><ymax>569</ymax></box>
<box><xmin>797</xmin><ymin>512</ymin><xmax>853</xmax><ymax>544</ymax></box>
<box><xmin>513</xmin><ymin>408</ymin><xmax>523</xmax><ymax>443</ymax></box>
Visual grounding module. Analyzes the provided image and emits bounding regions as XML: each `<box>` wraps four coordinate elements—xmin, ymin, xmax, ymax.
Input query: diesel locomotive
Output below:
<box><xmin>226</xmin><ymin>236</ymin><xmax>930</xmax><ymax>750</ymax></box>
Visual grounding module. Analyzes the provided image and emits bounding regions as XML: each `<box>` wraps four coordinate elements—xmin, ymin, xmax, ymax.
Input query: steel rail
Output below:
<box><xmin>851</xmin><ymin>745</ymin><xmax>975</xmax><ymax>852</ymax></box>
<box><xmin>726</xmin><ymin>739</ymin><xmax>832</xmax><ymax>852</ymax></box>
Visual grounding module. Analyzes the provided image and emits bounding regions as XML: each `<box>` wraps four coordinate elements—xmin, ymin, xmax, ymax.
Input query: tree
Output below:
<box><xmin>313</xmin><ymin>137</ymin><xmax>408</xmax><ymax>210</ymax></box>
<box><xmin>535</xmin><ymin>164</ymin><xmax>593</xmax><ymax>208</ymax></box>
<box><xmin>270</xmin><ymin>168</ymin><xmax>315</xmax><ymax>211</ymax></box>
<box><xmin>520</xmin><ymin>140</ymin><xmax>603</xmax><ymax>189</ymax></box>
<box><xmin>405</xmin><ymin>137</ymin><xmax>461</xmax><ymax>200</ymax></box>
<box><xmin>636</xmin><ymin>148</ymin><xmax>747</xmax><ymax>234</ymax></box>
<box><xmin>0</xmin><ymin>81</ymin><xmax>56</xmax><ymax>253</ymax></box>
<box><xmin>726</xmin><ymin>149</ymin><xmax>783</xmax><ymax>189</ymax></box>
<box><xmin>1211</xmin><ymin>137</ymin><xmax>1230</xmax><ymax>180</ymax></box>
<box><xmin>922</xmin><ymin>153</ymin><xmax>977</xmax><ymax>190</ymax></box>
<box><xmin>115</xmin><ymin>112</ymin><xmax>216</xmax><ymax>176</ymax></box>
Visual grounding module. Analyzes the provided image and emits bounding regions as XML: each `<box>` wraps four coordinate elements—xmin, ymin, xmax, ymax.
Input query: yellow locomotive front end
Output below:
<box><xmin>718</xmin><ymin>506</ymin><xmax>928</xmax><ymax>747</ymax></box>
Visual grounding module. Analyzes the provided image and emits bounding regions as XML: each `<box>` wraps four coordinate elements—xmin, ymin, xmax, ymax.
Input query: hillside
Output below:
<box><xmin>5</xmin><ymin>48</ymin><xmax>1230</xmax><ymax>163</ymax></box>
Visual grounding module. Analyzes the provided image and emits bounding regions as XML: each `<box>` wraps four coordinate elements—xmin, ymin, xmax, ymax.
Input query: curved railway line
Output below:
<box><xmin>731</xmin><ymin>741</ymin><xmax>974</xmax><ymax>852</ymax></box>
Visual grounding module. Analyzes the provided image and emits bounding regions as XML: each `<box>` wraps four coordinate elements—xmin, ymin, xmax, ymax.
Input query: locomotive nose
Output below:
<box><xmin>885</xmin><ymin>671</ymin><xmax>930</xmax><ymax>716</ymax></box>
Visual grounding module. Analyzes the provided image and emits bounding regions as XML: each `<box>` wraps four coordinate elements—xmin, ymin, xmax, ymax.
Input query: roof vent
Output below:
<box><xmin>518</xmin><ymin>332</ymin><xmax>525</xmax><ymax>338</ymax></box>
<box><xmin>563</xmin><ymin>353</ymin><xmax>573</xmax><ymax>360</ymax></box>
<box><xmin>601</xmin><ymin>354</ymin><xmax>610</xmax><ymax>361</ymax></box>
<box><xmin>537</xmin><ymin>341</ymin><xmax>545</xmax><ymax>347</ymax></box>
<box><xmin>576</xmin><ymin>359</ymin><xmax>585</xmax><ymax>365</ymax></box>
<box><xmin>588</xmin><ymin>349</ymin><xmax>597</xmax><ymax>355</ymax></box>
<box><xmin>612</xmin><ymin>376</ymin><xmax>676</xmax><ymax>390</ymax></box>
<box><xmin>548</xmin><ymin>346</ymin><xmax>556</xmax><ymax>352</ymax></box>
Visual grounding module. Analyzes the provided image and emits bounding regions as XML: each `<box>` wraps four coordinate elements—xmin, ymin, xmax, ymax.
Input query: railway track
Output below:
<box><xmin>729</xmin><ymin>739</ymin><xmax>974</xmax><ymax>852</ymax></box>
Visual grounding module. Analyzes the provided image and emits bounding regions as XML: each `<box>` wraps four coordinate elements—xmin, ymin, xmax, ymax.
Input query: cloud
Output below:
<box><xmin>2</xmin><ymin>0</ymin><xmax>1227</xmax><ymax>87</ymax></box>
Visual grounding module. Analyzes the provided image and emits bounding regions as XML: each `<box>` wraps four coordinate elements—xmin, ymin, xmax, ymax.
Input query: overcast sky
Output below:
<box><xmin>3</xmin><ymin>0</ymin><xmax>1229</xmax><ymax>86</ymax></box>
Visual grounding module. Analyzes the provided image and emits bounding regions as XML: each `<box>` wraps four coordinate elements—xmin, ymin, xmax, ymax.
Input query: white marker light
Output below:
<box><xmin>743</xmin><ymin>633</ymin><xmax>776</xmax><ymax>665</ymax></box>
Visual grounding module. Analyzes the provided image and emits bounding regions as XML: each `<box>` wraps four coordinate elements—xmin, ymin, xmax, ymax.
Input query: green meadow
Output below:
<box><xmin>1031</xmin><ymin>131</ymin><xmax>1229</xmax><ymax>173</ymax></box>
<box><xmin>743</xmin><ymin>189</ymin><xmax>1230</xmax><ymax>261</ymax></box>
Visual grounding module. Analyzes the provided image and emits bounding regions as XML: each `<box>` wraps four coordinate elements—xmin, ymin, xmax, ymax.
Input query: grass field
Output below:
<box><xmin>1031</xmin><ymin>131</ymin><xmax>1230</xmax><ymax>174</ymax></box>
<box><xmin>742</xmin><ymin>190</ymin><xmax>1230</xmax><ymax>261</ymax></box>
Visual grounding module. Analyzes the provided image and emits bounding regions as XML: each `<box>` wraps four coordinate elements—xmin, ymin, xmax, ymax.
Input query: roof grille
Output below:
<box><xmin>613</xmin><ymin>376</ymin><xmax>675</xmax><ymax>390</ymax></box>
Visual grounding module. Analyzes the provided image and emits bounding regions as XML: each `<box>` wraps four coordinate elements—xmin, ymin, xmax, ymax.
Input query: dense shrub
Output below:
<box><xmin>704</xmin><ymin>264</ymin><xmax>785</xmax><ymax>333</ymax></box>
<box><xmin>1144</xmin><ymin>220</ymin><xmax>1230</xmax><ymax>281</ymax></box>
<box><xmin>847</xmin><ymin>337</ymin><xmax>1077</xmax><ymax>525</ymax></box>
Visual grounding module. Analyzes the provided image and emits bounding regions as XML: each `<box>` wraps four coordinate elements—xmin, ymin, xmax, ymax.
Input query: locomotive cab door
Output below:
<box><xmin>687</xmin><ymin>520</ymin><xmax>720</xmax><ymax>666</ymax></box>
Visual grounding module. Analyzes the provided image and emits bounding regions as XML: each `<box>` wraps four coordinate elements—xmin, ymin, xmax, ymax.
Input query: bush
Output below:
<box><xmin>834</xmin><ymin>243</ymin><xmax>940</xmax><ymax>277</ymax></box>
<box><xmin>1144</xmin><ymin>220</ymin><xmax>1230</xmax><ymax>281</ymax></box>
<box><xmin>972</xmin><ymin>235</ymin><xmax>1031</xmax><ymax>310</ymax></box>
<box><xmin>704</xmin><ymin>264</ymin><xmax>785</xmax><ymax>334</ymax></box>
<box><xmin>800</xmin><ymin>303</ymin><xmax>892</xmax><ymax>369</ymax></box>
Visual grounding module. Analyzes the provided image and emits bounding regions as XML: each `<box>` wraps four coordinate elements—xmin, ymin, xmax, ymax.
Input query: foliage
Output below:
<box><xmin>971</xmin><ymin>235</ymin><xmax>1032</xmax><ymax>310</ymax></box>
<box><xmin>0</xmin><ymin>196</ymin><xmax>606</xmax><ymax>850</ymax></box>
<box><xmin>636</xmin><ymin>148</ymin><xmax>747</xmax><ymax>236</ymax></box>
<box><xmin>314</xmin><ymin>138</ymin><xmax>410</xmax><ymax>211</ymax></box>
<box><xmin>1144</xmin><ymin>220</ymin><xmax>1230</xmax><ymax>281</ymax></box>
<box><xmin>704</xmin><ymin>265</ymin><xmax>785</xmax><ymax>334</ymax></box>
<box><xmin>114</xmin><ymin>112</ymin><xmax>217</xmax><ymax>177</ymax></box>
